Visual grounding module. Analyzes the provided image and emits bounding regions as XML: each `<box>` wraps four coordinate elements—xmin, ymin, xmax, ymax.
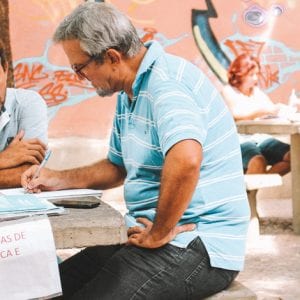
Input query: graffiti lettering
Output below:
<box><xmin>39</xmin><ymin>82</ymin><xmax>67</xmax><ymax>106</ymax></box>
<box><xmin>259</xmin><ymin>65</ymin><xmax>279</xmax><ymax>88</ymax></box>
<box><xmin>224</xmin><ymin>39</ymin><xmax>279</xmax><ymax>88</ymax></box>
<box><xmin>224</xmin><ymin>39</ymin><xmax>265</xmax><ymax>58</ymax></box>
<box><xmin>14</xmin><ymin>63</ymin><xmax>48</xmax><ymax>89</ymax></box>
<box><xmin>14</xmin><ymin>62</ymin><xmax>92</xmax><ymax>107</ymax></box>
<box><xmin>54</xmin><ymin>70</ymin><xmax>87</xmax><ymax>87</ymax></box>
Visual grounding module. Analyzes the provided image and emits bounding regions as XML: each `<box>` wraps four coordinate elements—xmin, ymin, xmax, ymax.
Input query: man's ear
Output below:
<box><xmin>106</xmin><ymin>49</ymin><xmax>121</xmax><ymax>65</ymax></box>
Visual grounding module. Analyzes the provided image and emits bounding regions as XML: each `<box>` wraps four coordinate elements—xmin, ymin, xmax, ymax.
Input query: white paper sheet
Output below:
<box><xmin>0</xmin><ymin>188</ymin><xmax>102</xmax><ymax>199</ymax></box>
<box><xmin>0</xmin><ymin>216</ymin><xmax>62</xmax><ymax>299</ymax></box>
<box><xmin>0</xmin><ymin>194</ymin><xmax>65</xmax><ymax>221</ymax></box>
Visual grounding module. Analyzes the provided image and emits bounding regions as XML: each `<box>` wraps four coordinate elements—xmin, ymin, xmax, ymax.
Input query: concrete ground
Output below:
<box><xmin>238</xmin><ymin>197</ymin><xmax>300</xmax><ymax>300</ymax></box>
<box><xmin>57</xmin><ymin>189</ymin><xmax>300</xmax><ymax>300</ymax></box>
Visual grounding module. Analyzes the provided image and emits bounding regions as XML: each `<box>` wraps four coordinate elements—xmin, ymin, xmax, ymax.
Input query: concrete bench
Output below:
<box><xmin>244</xmin><ymin>174</ymin><xmax>283</xmax><ymax>237</ymax></box>
<box><xmin>204</xmin><ymin>280</ymin><xmax>257</xmax><ymax>299</ymax></box>
<box><xmin>50</xmin><ymin>200</ymin><xmax>127</xmax><ymax>249</ymax></box>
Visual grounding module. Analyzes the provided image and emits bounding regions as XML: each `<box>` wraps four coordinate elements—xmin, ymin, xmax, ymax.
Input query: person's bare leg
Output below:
<box><xmin>267</xmin><ymin>151</ymin><xmax>291</xmax><ymax>176</ymax></box>
<box><xmin>246</xmin><ymin>155</ymin><xmax>267</xmax><ymax>174</ymax></box>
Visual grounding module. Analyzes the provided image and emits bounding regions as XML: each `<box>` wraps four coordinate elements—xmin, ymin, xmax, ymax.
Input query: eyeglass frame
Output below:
<box><xmin>71</xmin><ymin>56</ymin><xmax>95</xmax><ymax>80</ymax></box>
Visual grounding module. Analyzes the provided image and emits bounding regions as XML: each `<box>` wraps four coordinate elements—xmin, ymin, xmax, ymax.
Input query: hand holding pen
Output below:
<box><xmin>32</xmin><ymin>149</ymin><xmax>52</xmax><ymax>179</ymax></box>
<box><xmin>23</xmin><ymin>149</ymin><xmax>52</xmax><ymax>193</ymax></box>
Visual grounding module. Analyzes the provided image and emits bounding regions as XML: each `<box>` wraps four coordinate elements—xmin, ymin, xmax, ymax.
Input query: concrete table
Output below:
<box><xmin>237</xmin><ymin>119</ymin><xmax>300</xmax><ymax>234</ymax></box>
<box><xmin>50</xmin><ymin>200</ymin><xmax>127</xmax><ymax>249</ymax></box>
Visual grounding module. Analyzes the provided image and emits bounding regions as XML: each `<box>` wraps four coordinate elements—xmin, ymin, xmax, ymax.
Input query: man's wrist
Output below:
<box><xmin>0</xmin><ymin>152</ymin><xmax>7</xmax><ymax>169</ymax></box>
<box><xmin>0</xmin><ymin>158</ymin><xmax>14</xmax><ymax>169</ymax></box>
<box><xmin>149</xmin><ymin>226</ymin><xmax>172</xmax><ymax>242</ymax></box>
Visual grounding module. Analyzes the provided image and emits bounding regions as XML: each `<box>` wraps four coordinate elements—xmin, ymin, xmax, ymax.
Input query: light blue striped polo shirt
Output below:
<box><xmin>108</xmin><ymin>41</ymin><xmax>250</xmax><ymax>271</ymax></box>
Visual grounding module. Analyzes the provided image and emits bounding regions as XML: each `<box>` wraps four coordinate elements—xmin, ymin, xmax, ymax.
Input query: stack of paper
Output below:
<box><xmin>0</xmin><ymin>194</ymin><xmax>65</xmax><ymax>221</ymax></box>
<box><xmin>0</xmin><ymin>188</ymin><xmax>102</xmax><ymax>200</ymax></box>
<box><xmin>0</xmin><ymin>188</ymin><xmax>103</xmax><ymax>220</ymax></box>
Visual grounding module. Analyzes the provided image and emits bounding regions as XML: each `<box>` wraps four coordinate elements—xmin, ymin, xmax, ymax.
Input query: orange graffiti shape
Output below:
<box><xmin>14</xmin><ymin>63</ymin><xmax>49</xmax><ymax>89</ymax></box>
<box><xmin>259</xmin><ymin>65</ymin><xmax>279</xmax><ymax>88</ymax></box>
<box><xmin>53</xmin><ymin>70</ymin><xmax>91</xmax><ymax>89</ymax></box>
<box><xmin>224</xmin><ymin>39</ymin><xmax>265</xmax><ymax>58</ymax></box>
<box><xmin>39</xmin><ymin>82</ymin><xmax>68</xmax><ymax>107</ymax></box>
<box><xmin>140</xmin><ymin>27</ymin><xmax>157</xmax><ymax>43</ymax></box>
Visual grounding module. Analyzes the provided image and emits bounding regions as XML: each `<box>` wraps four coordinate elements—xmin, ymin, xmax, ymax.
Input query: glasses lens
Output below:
<box><xmin>71</xmin><ymin>57</ymin><xmax>93</xmax><ymax>80</ymax></box>
<box><xmin>76</xmin><ymin>70</ymin><xmax>85</xmax><ymax>80</ymax></box>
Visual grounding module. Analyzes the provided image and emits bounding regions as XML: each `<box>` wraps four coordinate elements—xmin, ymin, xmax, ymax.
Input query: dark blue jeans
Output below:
<box><xmin>57</xmin><ymin>237</ymin><xmax>238</xmax><ymax>299</ymax></box>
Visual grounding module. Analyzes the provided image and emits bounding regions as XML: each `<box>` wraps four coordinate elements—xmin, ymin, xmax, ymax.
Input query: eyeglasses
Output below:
<box><xmin>71</xmin><ymin>56</ymin><xmax>94</xmax><ymax>80</ymax></box>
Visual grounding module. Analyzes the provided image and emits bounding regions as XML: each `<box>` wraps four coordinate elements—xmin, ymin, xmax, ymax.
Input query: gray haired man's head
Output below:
<box><xmin>53</xmin><ymin>2</ymin><xmax>143</xmax><ymax>63</ymax></box>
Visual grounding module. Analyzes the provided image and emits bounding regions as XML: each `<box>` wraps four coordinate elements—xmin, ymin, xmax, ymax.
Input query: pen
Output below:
<box><xmin>32</xmin><ymin>149</ymin><xmax>52</xmax><ymax>179</ymax></box>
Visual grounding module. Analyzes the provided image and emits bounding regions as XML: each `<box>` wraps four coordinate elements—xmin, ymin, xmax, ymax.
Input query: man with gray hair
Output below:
<box><xmin>22</xmin><ymin>2</ymin><xmax>249</xmax><ymax>299</ymax></box>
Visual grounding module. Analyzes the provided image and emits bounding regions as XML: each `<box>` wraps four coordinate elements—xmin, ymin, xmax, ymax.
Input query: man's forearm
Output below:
<box><xmin>0</xmin><ymin>165</ymin><xmax>30</xmax><ymax>188</ymax></box>
<box><xmin>56</xmin><ymin>158</ymin><xmax>127</xmax><ymax>190</ymax></box>
<box><xmin>150</xmin><ymin>140</ymin><xmax>202</xmax><ymax>240</ymax></box>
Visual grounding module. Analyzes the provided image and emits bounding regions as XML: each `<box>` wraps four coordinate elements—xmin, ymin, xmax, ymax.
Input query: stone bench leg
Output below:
<box><xmin>247</xmin><ymin>190</ymin><xmax>260</xmax><ymax>239</ymax></box>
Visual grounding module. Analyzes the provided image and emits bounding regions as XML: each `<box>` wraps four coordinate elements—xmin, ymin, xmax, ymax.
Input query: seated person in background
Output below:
<box><xmin>222</xmin><ymin>54</ymin><xmax>290</xmax><ymax>175</ymax></box>
<box><xmin>0</xmin><ymin>40</ymin><xmax>48</xmax><ymax>187</ymax></box>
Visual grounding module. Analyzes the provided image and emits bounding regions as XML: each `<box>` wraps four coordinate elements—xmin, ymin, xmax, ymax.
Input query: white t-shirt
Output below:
<box><xmin>222</xmin><ymin>85</ymin><xmax>275</xmax><ymax>121</ymax></box>
<box><xmin>222</xmin><ymin>85</ymin><xmax>275</xmax><ymax>143</ymax></box>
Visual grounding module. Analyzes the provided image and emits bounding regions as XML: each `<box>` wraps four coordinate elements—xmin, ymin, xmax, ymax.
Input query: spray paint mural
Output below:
<box><xmin>7</xmin><ymin>0</ymin><xmax>300</xmax><ymax>139</ymax></box>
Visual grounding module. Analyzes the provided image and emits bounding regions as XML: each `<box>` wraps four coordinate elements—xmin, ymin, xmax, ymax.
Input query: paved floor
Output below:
<box><xmin>58</xmin><ymin>189</ymin><xmax>300</xmax><ymax>300</ymax></box>
<box><xmin>238</xmin><ymin>197</ymin><xmax>300</xmax><ymax>300</ymax></box>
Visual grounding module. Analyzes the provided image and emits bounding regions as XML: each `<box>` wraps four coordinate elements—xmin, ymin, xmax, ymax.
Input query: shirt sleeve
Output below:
<box><xmin>18</xmin><ymin>89</ymin><xmax>48</xmax><ymax>143</ymax></box>
<box><xmin>151</xmin><ymin>81</ymin><xmax>208</xmax><ymax>156</ymax></box>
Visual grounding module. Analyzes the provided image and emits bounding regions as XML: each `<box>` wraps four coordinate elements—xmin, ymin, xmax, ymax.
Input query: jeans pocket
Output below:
<box><xmin>185</xmin><ymin>265</ymin><xmax>238</xmax><ymax>300</ymax></box>
<box><xmin>184</xmin><ymin>237</ymin><xmax>237</xmax><ymax>299</ymax></box>
<box><xmin>185</xmin><ymin>256</ymin><xmax>210</xmax><ymax>299</ymax></box>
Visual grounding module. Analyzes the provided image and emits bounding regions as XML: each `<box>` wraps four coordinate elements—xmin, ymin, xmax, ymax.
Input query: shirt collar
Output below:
<box><xmin>0</xmin><ymin>105</ymin><xmax>5</xmax><ymax>115</ymax></box>
<box><xmin>131</xmin><ymin>40</ymin><xmax>164</xmax><ymax>99</ymax></box>
<box><xmin>3</xmin><ymin>88</ymin><xmax>15</xmax><ymax>116</ymax></box>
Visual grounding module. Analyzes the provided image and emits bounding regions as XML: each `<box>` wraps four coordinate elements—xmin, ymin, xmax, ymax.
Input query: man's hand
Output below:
<box><xmin>127</xmin><ymin>217</ymin><xmax>195</xmax><ymax>249</ymax></box>
<box><xmin>0</xmin><ymin>131</ymin><xmax>47</xmax><ymax>169</ymax></box>
<box><xmin>21</xmin><ymin>165</ymin><xmax>62</xmax><ymax>193</ymax></box>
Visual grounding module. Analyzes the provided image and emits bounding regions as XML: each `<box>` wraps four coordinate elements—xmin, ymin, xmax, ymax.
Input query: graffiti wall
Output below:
<box><xmin>8</xmin><ymin>0</ymin><xmax>300</xmax><ymax>139</ymax></box>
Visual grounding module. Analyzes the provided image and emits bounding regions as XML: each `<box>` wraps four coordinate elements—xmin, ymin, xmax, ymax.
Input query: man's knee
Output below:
<box><xmin>283</xmin><ymin>151</ymin><xmax>291</xmax><ymax>163</ymax></box>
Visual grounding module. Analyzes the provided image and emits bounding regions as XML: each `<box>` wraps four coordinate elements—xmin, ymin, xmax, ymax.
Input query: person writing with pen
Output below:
<box><xmin>21</xmin><ymin>3</ymin><xmax>249</xmax><ymax>299</ymax></box>
<box><xmin>0</xmin><ymin>40</ymin><xmax>48</xmax><ymax>187</ymax></box>
<box><xmin>31</xmin><ymin>149</ymin><xmax>52</xmax><ymax>180</ymax></box>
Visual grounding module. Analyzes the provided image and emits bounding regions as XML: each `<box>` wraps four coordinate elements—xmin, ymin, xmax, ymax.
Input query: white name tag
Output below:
<box><xmin>0</xmin><ymin>111</ymin><xmax>10</xmax><ymax>132</ymax></box>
